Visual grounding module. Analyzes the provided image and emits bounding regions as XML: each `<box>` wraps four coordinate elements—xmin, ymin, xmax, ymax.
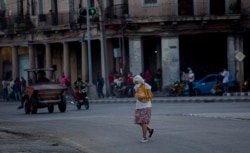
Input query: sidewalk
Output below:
<box><xmin>88</xmin><ymin>95</ymin><xmax>250</xmax><ymax>104</ymax></box>
<box><xmin>1</xmin><ymin>92</ymin><xmax>250</xmax><ymax>104</ymax></box>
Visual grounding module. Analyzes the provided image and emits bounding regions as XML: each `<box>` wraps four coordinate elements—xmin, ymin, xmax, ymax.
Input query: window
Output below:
<box><xmin>31</xmin><ymin>0</ymin><xmax>37</xmax><ymax>16</ymax></box>
<box><xmin>144</xmin><ymin>0</ymin><xmax>157</xmax><ymax>4</ymax></box>
<box><xmin>178</xmin><ymin>0</ymin><xmax>193</xmax><ymax>16</ymax></box>
<box><xmin>203</xmin><ymin>76</ymin><xmax>216</xmax><ymax>83</ymax></box>
<box><xmin>17</xmin><ymin>0</ymin><xmax>24</xmax><ymax>16</ymax></box>
<box><xmin>142</xmin><ymin>0</ymin><xmax>159</xmax><ymax>6</ymax></box>
<box><xmin>90</xmin><ymin>0</ymin><xmax>95</xmax><ymax>8</ymax></box>
<box><xmin>0</xmin><ymin>0</ymin><xmax>7</xmax><ymax>9</ymax></box>
<box><xmin>38</xmin><ymin>0</ymin><xmax>44</xmax><ymax>14</ymax></box>
<box><xmin>210</xmin><ymin>0</ymin><xmax>225</xmax><ymax>15</ymax></box>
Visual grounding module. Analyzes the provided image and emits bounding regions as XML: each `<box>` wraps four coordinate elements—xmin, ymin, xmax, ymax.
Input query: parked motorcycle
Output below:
<box><xmin>73</xmin><ymin>86</ymin><xmax>89</xmax><ymax>110</ymax></box>
<box><xmin>169</xmin><ymin>81</ymin><xmax>186</xmax><ymax>96</ymax></box>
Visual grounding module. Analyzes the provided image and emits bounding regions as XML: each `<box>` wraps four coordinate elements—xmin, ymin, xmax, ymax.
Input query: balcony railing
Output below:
<box><xmin>0</xmin><ymin>1</ymin><xmax>243</xmax><ymax>33</ymax></box>
<box><xmin>128</xmin><ymin>1</ymin><xmax>241</xmax><ymax>20</ymax></box>
<box><xmin>0</xmin><ymin>11</ymin><xmax>83</xmax><ymax>33</ymax></box>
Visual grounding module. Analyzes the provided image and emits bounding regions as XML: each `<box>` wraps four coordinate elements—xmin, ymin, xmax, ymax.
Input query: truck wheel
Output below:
<box><xmin>84</xmin><ymin>98</ymin><xmax>89</xmax><ymax>110</ymax></box>
<box><xmin>30</xmin><ymin>97</ymin><xmax>38</xmax><ymax>114</ymax></box>
<box><xmin>48</xmin><ymin>105</ymin><xmax>54</xmax><ymax>113</ymax></box>
<box><xmin>58</xmin><ymin>96</ymin><xmax>66</xmax><ymax>112</ymax></box>
<box><xmin>24</xmin><ymin>101</ymin><xmax>30</xmax><ymax>114</ymax></box>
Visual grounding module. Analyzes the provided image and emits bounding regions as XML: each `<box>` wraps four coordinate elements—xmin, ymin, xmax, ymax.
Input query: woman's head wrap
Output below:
<box><xmin>133</xmin><ymin>75</ymin><xmax>145</xmax><ymax>84</ymax></box>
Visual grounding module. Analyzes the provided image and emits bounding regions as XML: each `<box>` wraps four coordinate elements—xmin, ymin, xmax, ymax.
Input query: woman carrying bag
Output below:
<box><xmin>133</xmin><ymin>75</ymin><xmax>154</xmax><ymax>143</ymax></box>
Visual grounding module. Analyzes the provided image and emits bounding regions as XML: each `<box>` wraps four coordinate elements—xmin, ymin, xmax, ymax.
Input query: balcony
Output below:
<box><xmin>0</xmin><ymin>11</ymin><xmax>83</xmax><ymax>34</ymax></box>
<box><xmin>128</xmin><ymin>1</ymin><xmax>241</xmax><ymax>23</ymax></box>
<box><xmin>105</xmin><ymin>4</ymin><xmax>129</xmax><ymax>21</ymax></box>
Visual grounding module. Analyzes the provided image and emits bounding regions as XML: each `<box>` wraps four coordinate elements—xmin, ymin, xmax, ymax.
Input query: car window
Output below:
<box><xmin>203</xmin><ymin>76</ymin><xmax>215</xmax><ymax>83</ymax></box>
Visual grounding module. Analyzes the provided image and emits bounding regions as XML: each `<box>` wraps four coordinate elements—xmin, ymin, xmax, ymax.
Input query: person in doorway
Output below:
<box><xmin>20</xmin><ymin>76</ymin><xmax>26</xmax><ymax>96</ymax></box>
<box><xmin>2</xmin><ymin>78</ymin><xmax>9</xmax><ymax>101</ymax></box>
<box><xmin>187</xmin><ymin>67</ymin><xmax>195</xmax><ymax>96</ymax></box>
<box><xmin>13</xmin><ymin>78</ymin><xmax>21</xmax><ymax>101</ymax></box>
<box><xmin>133</xmin><ymin>75</ymin><xmax>154</xmax><ymax>143</ymax></box>
<box><xmin>221</xmin><ymin>68</ymin><xmax>229</xmax><ymax>93</ymax></box>
<box><xmin>127</xmin><ymin>72</ymin><xmax>134</xmax><ymax>96</ymax></box>
<box><xmin>108</xmin><ymin>72</ymin><xmax>115</xmax><ymax>97</ymax></box>
<box><xmin>144</xmin><ymin>69</ymin><xmax>152</xmax><ymax>84</ymax></box>
<box><xmin>154</xmin><ymin>68</ymin><xmax>162</xmax><ymax>92</ymax></box>
<box><xmin>96</xmin><ymin>73</ymin><xmax>105</xmax><ymax>98</ymax></box>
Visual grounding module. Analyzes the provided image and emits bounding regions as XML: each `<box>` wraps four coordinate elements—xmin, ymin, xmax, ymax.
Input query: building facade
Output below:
<box><xmin>0</xmin><ymin>0</ymin><xmax>249</xmax><ymax>96</ymax></box>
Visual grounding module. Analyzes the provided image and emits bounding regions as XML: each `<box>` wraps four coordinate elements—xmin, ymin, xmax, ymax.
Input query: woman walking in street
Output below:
<box><xmin>133</xmin><ymin>75</ymin><xmax>154</xmax><ymax>143</ymax></box>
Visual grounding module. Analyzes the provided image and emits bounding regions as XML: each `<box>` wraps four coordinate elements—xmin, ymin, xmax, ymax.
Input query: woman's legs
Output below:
<box><xmin>141</xmin><ymin>123</ymin><xmax>148</xmax><ymax>138</ymax></box>
<box><xmin>140</xmin><ymin>123</ymin><xmax>153</xmax><ymax>139</ymax></box>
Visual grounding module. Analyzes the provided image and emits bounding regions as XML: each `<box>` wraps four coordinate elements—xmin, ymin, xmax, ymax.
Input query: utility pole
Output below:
<box><xmin>86</xmin><ymin>0</ymin><xmax>93</xmax><ymax>84</ymax></box>
<box><xmin>97</xmin><ymin>0</ymin><xmax>109</xmax><ymax>96</ymax></box>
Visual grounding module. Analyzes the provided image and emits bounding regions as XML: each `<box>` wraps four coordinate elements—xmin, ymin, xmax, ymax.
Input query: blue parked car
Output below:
<box><xmin>187</xmin><ymin>74</ymin><xmax>236</xmax><ymax>95</ymax></box>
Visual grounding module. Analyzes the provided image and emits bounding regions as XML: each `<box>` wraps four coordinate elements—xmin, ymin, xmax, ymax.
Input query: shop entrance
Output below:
<box><xmin>179</xmin><ymin>33</ymin><xmax>228</xmax><ymax>80</ymax></box>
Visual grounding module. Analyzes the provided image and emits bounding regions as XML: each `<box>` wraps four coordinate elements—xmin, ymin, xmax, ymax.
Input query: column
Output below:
<box><xmin>193</xmin><ymin>0</ymin><xmax>197</xmax><ymax>15</ymax></box>
<box><xmin>106</xmin><ymin>39</ymin><xmax>114</xmax><ymax>74</ymax></box>
<box><xmin>45</xmin><ymin>43</ymin><xmax>52</xmax><ymax>79</ymax></box>
<box><xmin>0</xmin><ymin>47</ymin><xmax>3</xmax><ymax>86</ymax></box>
<box><xmin>227</xmin><ymin>34</ymin><xmax>237</xmax><ymax>81</ymax></box>
<box><xmin>28</xmin><ymin>45</ymin><xmax>36</xmax><ymax>82</ymax></box>
<box><xmin>156</xmin><ymin>41</ymin><xmax>161</xmax><ymax>69</ymax></box>
<box><xmin>129</xmin><ymin>37</ymin><xmax>143</xmax><ymax>75</ymax></box>
<box><xmin>161</xmin><ymin>36</ymin><xmax>180</xmax><ymax>87</ymax></box>
<box><xmin>63</xmin><ymin>42</ymin><xmax>70</xmax><ymax>78</ymax></box>
<box><xmin>81</xmin><ymin>41</ymin><xmax>88</xmax><ymax>81</ymax></box>
<box><xmin>28</xmin><ymin>45</ymin><xmax>35</xmax><ymax>69</ymax></box>
<box><xmin>12</xmin><ymin>46</ymin><xmax>18</xmax><ymax>80</ymax></box>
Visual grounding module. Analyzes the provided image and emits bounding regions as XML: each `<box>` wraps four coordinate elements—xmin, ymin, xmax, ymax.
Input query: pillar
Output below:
<box><xmin>156</xmin><ymin>41</ymin><xmax>161</xmax><ymax>69</ymax></box>
<box><xmin>227</xmin><ymin>34</ymin><xmax>236</xmax><ymax>80</ymax></box>
<box><xmin>228</xmin><ymin>34</ymin><xmax>244</xmax><ymax>83</ymax></box>
<box><xmin>12</xmin><ymin>46</ymin><xmax>18</xmax><ymax>80</ymax></box>
<box><xmin>0</xmin><ymin>47</ymin><xmax>3</xmax><ymax>89</ymax></box>
<box><xmin>28</xmin><ymin>45</ymin><xmax>35</xmax><ymax>69</ymax></box>
<box><xmin>63</xmin><ymin>42</ymin><xmax>70</xmax><ymax>78</ymax></box>
<box><xmin>81</xmin><ymin>41</ymin><xmax>88</xmax><ymax>81</ymax></box>
<box><xmin>161</xmin><ymin>36</ymin><xmax>180</xmax><ymax>88</ymax></box>
<box><xmin>129</xmin><ymin>37</ymin><xmax>143</xmax><ymax>75</ymax></box>
<box><xmin>45</xmin><ymin>43</ymin><xmax>52</xmax><ymax>79</ymax></box>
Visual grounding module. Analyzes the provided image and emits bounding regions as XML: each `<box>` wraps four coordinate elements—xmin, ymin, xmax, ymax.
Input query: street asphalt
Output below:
<box><xmin>1</xmin><ymin>94</ymin><xmax>250</xmax><ymax>153</ymax></box>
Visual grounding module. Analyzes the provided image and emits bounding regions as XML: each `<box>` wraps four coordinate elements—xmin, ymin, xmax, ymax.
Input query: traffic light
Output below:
<box><xmin>89</xmin><ymin>8</ymin><xmax>96</xmax><ymax>15</ymax></box>
<box><xmin>79</xmin><ymin>8</ymin><xmax>96</xmax><ymax>16</ymax></box>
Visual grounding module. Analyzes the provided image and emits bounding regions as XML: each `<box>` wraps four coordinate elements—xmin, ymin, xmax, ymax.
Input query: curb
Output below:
<box><xmin>88</xmin><ymin>96</ymin><xmax>250</xmax><ymax>104</ymax></box>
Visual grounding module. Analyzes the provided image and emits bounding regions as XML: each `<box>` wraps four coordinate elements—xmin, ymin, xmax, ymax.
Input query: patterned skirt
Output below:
<box><xmin>134</xmin><ymin>108</ymin><xmax>152</xmax><ymax>124</ymax></box>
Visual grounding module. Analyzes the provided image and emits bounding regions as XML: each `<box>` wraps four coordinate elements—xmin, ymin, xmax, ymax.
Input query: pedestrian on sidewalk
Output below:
<box><xmin>133</xmin><ymin>75</ymin><xmax>154</xmax><ymax>143</ymax></box>
<box><xmin>221</xmin><ymin>68</ymin><xmax>229</xmax><ymax>93</ymax></box>
<box><xmin>20</xmin><ymin>76</ymin><xmax>26</xmax><ymax>96</ymax></box>
<box><xmin>96</xmin><ymin>72</ymin><xmax>105</xmax><ymax>98</ymax></box>
<box><xmin>2</xmin><ymin>78</ymin><xmax>9</xmax><ymax>101</ymax></box>
<box><xmin>187</xmin><ymin>67</ymin><xmax>195</xmax><ymax>96</ymax></box>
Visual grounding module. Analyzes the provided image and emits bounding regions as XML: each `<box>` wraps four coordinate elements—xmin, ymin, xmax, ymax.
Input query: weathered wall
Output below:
<box><xmin>161</xmin><ymin>36</ymin><xmax>180</xmax><ymax>87</ymax></box>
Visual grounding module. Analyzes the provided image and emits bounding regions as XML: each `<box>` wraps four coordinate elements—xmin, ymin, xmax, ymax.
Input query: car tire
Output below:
<box><xmin>30</xmin><ymin>97</ymin><xmax>38</xmax><ymax>114</ymax></box>
<box><xmin>58</xmin><ymin>95</ymin><xmax>66</xmax><ymax>112</ymax></box>
<box><xmin>24</xmin><ymin>101</ymin><xmax>30</xmax><ymax>114</ymax></box>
